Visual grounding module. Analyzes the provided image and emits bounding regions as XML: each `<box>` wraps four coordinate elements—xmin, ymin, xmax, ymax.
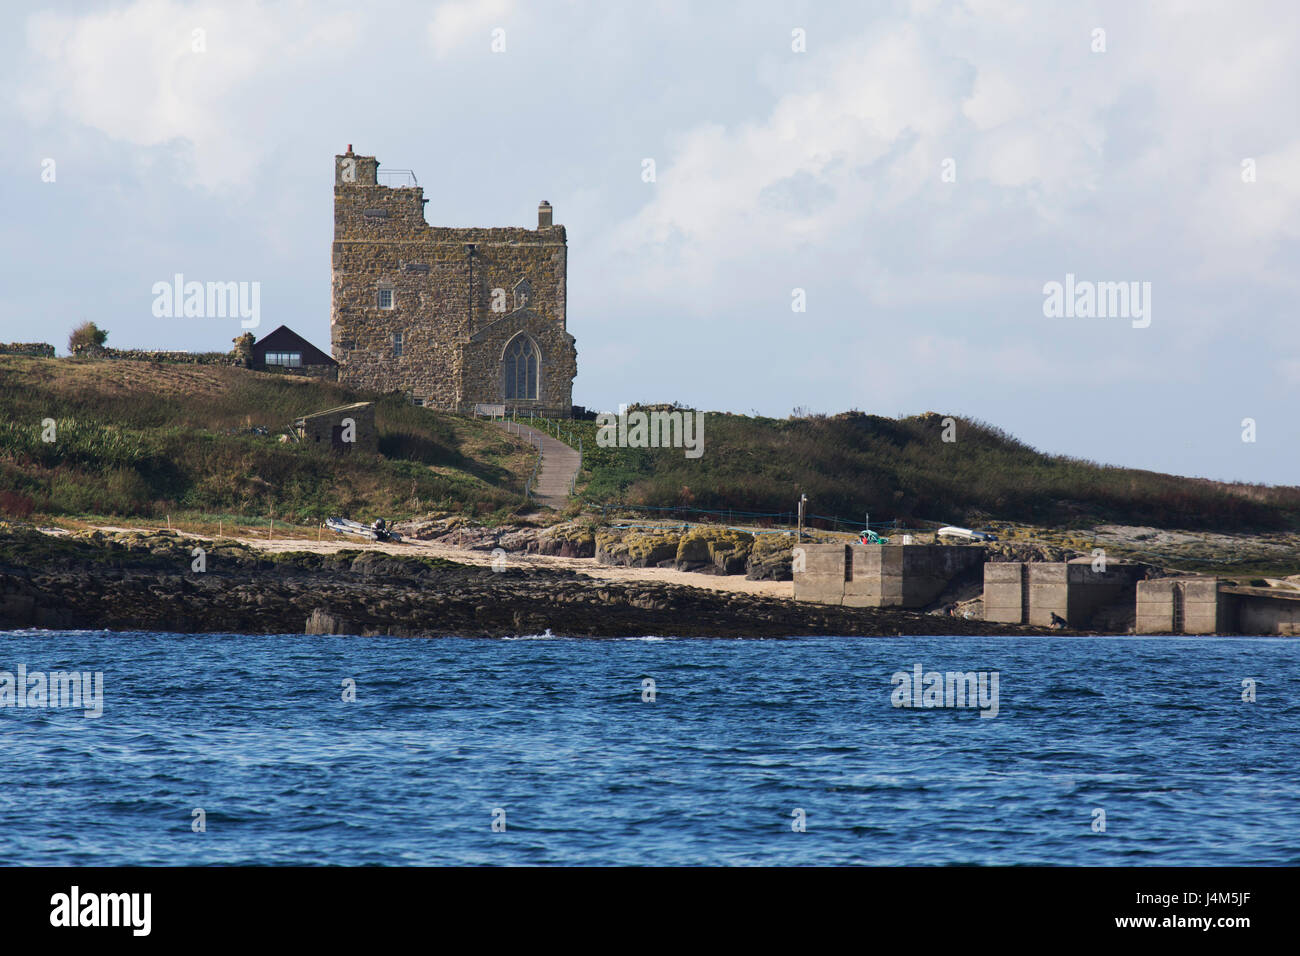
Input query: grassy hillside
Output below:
<box><xmin>3</xmin><ymin>359</ymin><xmax>1296</xmax><ymax>534</ymax></box>
<box><xmin>567</xmin><ymin>409</ymin><xmax>1300</xmax><ymax>532</ymax></box>
<box><xmin>0</xmin><ymin>357</ymin><xmax>534</xmax><ymax>523</ymax></box>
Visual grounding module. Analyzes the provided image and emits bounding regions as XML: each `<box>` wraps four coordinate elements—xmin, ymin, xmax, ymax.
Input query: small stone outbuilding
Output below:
<box><xmin>294</xmin><ymin>401</ymin><xmax>377</xmax><ymax>454</ymax></box>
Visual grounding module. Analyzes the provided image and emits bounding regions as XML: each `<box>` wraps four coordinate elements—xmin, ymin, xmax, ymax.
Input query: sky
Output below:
<box><xmin>2</xmin><ymin>0</ymin><xmax>1297</xmax><ymax>484</ymax></box>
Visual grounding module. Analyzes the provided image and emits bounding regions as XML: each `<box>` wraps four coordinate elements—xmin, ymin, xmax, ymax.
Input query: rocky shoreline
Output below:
<box><xmin>391</xmin><ymin>515</ymin><xmax>1115</xmax><ymax>582</ymax></box>
<box><xmin>0</xmin><ymin>525</ymin><xmax>1053</xmax><ymax>638</ymax></box>
<box><xmin>393</xmin><ymin>515</ymin><xmax>801</xmax><ymax>580</ymax></box>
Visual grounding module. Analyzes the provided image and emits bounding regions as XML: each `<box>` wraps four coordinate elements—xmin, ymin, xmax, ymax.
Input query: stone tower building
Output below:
<box><xmin>330</xmin><ymin>147</ymin><xmax>576</xmax><ymax>416</ymax></box>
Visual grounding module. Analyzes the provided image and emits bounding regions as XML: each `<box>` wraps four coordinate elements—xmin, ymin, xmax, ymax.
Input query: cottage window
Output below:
<box><xmin>266</xmin><ymin>351</ymin><xmax>302</xmax><ymax>367</ymax></box>
<box><xmin>503</xmin><ymin>335</ymin><xmax>540</xmax><ymax>400</ymax></box>
<box><xmin>392</xmin><ymin>331</ymin><xmax>404</xmax><ymax>357</ymax></box>
<box><xmin>377</xmin><ymin>288</ymin><xmax>394</xmax><ymax>309</ymax></box>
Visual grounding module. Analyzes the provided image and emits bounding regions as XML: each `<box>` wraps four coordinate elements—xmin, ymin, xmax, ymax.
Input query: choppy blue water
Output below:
<box><xmin>0</xmin><ymin>630</ymin><xmax>1296</xmax><ymax>866</ymax></box>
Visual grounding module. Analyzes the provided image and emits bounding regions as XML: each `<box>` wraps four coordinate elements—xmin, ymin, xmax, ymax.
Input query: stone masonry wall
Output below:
<box><xmin>70</xmin><ymin>346</ymin><xmax>239</xmax><ymax>365</ymax></box>
<box><xmin>0</xmin><ymin>343</ymin><xmax>55</xmax><ymax>357</ymax></box>
<box><xmin>297</xmin><ymin>402</ymin><xmax>377</xmax><ymax>454</ymax></box>
<box><xmin>330</xmin><ymin>149</ymin><xmax>575</xmax><ymax>414</ymax></box>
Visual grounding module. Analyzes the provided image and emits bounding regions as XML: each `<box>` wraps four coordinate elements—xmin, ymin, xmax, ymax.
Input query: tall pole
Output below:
<box><xmin>797</xmin><ymin>493</ymin><xmax>807</xmax><ymax>543</ymax></box>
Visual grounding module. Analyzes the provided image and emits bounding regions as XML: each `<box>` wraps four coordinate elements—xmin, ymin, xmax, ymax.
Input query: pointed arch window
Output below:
<box><xmin>503</xmin><ymin>335</ymin><xmax>540</xmax><ymax>400</ymax></box>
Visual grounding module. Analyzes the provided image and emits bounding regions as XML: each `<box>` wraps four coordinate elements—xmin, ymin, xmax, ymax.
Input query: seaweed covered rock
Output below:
<box><xmin>393</xmin><ymin>514</ymin><xmax>474</xmax><ymax>541</ymax></box>
<box><xmin>595</xmin><ymin>528</ymin><xmax>682</xmax><ymax>567</ymax></box>
<box><xmin>393</xmin><ymin>515</ymin><xmax>522</xmax><ymax>551</ymax></box>
<box><xmin>529</xmin><ymin>522</ymin><xmax>596</xmax><ymax>558</ymax></box>
<box><xmin>984</xmin><ymin>542</ymin><xmax>1078</xmax><ymax>563</ymax></box>
<box><xmin>746</xmin><ymin>532</ymin><xmax>798</xmax><ymax>581</ymax></box>
<box><xmin>675</xmin><ymin>527</ymin><xmax>753</xmax><ymax>574</ymax></box>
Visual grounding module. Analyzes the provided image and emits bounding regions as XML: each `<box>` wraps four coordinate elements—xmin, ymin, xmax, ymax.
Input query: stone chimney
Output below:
<box><xmin>537</xmin><ymin>200</ymin><xmax>553</xmax><ymax>229</ymax></box>
<box><xmin>335</xmin><ymin>146</ymin><xmax>378</xmax><ymax>186</ymax></box>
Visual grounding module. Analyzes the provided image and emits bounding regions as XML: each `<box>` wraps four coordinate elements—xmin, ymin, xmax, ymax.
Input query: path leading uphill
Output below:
<box><xmin>499</xmin><ymin>420</ymin><xmax>581</xmax><ymax>510</ymax></box>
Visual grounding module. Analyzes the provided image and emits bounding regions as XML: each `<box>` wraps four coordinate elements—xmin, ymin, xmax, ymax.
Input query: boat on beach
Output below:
<box><xmin>936</xmin><ymin>525</ymin><xmax>998</xmax><ymax>542</ymax></box>
<box><xmin>325</xmin><ymin>516</ymin><xmax>402</xmax><ymax>543</ymax></box>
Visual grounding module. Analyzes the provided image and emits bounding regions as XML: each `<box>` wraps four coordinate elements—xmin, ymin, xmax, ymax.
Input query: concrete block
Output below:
<box><xmin>792</xmin><ymin>544</ymin><xmax>847</xmax><ymax>605</ymax></box>
<box><xmin>1137</xmin><ymin>577</ymin><xmax>1224</xmax><ymax>634</ymax></box>
<box><xmin>796</xmin><ymin>543</ymin><xmax>985</xmax><ymax>609</ymax></box>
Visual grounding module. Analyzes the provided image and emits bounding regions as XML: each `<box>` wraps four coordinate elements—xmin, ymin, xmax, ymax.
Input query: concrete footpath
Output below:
<box><xmin>499</xmin><ymin>420</ymin><xmax>581</xmax><ymax>510</ymax></box>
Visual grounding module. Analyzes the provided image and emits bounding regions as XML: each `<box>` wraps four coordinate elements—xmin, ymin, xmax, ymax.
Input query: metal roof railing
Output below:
<box><xmin>378</xmin><ymin>169</ymin><xmax>419</xmax><ymax>188</ymax></box>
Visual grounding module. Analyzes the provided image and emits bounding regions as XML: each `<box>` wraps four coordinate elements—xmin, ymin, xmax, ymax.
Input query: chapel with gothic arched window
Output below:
<box><xmin>329</xmin><ymin>147</ymin><xmax>577</xmax><ymax>416</ymax></box>
<box><xmin>503</xmin><ymin>334</ymin><xmax>541</xmax><ymax>401</ymax></box>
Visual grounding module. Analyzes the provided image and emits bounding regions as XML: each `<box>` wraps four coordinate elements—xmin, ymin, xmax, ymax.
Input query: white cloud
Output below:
<box><xmin>597</xmin><ymin>26</ymin><xmax>966</xmax><ymax>295</ymax></box>
<box><xmin>19</xmin><ymin>0</ymin><xmax>361</xmax><ymax>188</ymax></box>
<box><xmin>961</xmin><ymin>67</ymin><xmax>1026</xmax><ymax>131</ymax></box>
<box><xmin>594</xmin><ymin>2</ymin><xmax>1300</xmax><ymax>335</ymax></box>
<box><xmin>1280</xmin><ymin>357</ymin><xmax>1300</xmax><ymax>387</ymax></box>
<box><xmin>428</xmin><ymin>0</ymin><xmax>515</xmax><ymax>57</ymax></box>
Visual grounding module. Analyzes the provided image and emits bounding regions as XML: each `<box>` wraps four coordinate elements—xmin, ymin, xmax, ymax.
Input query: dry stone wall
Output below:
<box><xmin>0</xmin><ymin>343</ymin><xmax>55</xmax><ymax>357</ymax></box>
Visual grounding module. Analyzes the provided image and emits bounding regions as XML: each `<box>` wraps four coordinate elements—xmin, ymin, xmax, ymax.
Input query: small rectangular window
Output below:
<box><xmin>265</xmin><ymin>351</ymin><xmax>302</xmax><ymax>367</ymax></box>
<box><xmin>377</xmin><ymin>288</ymin><xmax>394</xmax><ymax>309</ymax></box>
<box><xmin>392</xmin><ymin>332</ymin><xmax>403</xmax><ymax>357</ymax></box>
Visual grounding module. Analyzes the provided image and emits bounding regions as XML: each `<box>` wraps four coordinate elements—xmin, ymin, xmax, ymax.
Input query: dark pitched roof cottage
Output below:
<box><xmin>251</xmin><ymin>325</ymin><xmax>337</xmax><ymax>371</ymax></box>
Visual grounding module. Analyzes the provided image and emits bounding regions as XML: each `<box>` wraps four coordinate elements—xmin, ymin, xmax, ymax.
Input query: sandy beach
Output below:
<box><xmin>86</xmin><ymin>524</ymin><xmax>795</xmax><ymax>599</ymax></box>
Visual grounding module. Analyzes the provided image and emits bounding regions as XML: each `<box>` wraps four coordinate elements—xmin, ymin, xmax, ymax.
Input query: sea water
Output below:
<box><xmin>0</xmin><ymin>631</ymin><xmax>1295</xmax><ymax>865</ymax></box>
